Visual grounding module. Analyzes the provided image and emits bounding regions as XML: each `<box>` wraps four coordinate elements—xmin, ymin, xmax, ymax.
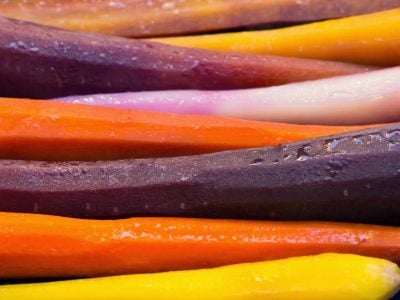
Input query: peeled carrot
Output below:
<box><xmin>153</xmin><ymin>9</ymin><xmax>400</xmax><ymax>66</ymax></box>
<box><xmin>0</xmin><ymin>254</ymin><xmax>399</xmax><ymax>300</ymax></box>
<box><xmin>0</xmin><ymin>98</ymin><xmax>372</xmax><ymax>161</ymax></box>
<box><xmin>0</xmin><ymin>0</ymin><xmax>397</xmax><ymax>37</ymax></box>
<box><xmin>0</xmin><ymin>212</ymin><xmax>399</xmax><ymax>279</ymax></box>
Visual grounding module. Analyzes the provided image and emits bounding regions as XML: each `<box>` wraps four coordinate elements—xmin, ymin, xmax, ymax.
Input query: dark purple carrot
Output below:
<box><xmin>0</xmin><ymin>124</ymin><xmax>399</xmax><ymax>225</ymax></box>
<box><xmin>0</xmin><ymin>16</ymin><xmax>375</xmax><ymax>99</ymax></box>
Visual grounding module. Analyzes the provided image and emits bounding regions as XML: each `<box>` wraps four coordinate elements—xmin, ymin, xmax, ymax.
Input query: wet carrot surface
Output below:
<box><xmin>0</xmin><ymin>213</ymin><xmax>399</xmax><ymax>278</ymax></box>
<box><xmin>0</xmin><ymin>98</ymin><xmax>372</xmax><ymax>161</ymax></box>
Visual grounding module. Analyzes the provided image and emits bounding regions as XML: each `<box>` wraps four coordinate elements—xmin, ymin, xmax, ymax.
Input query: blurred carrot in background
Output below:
<box><xmin>0</xmin><ymin>0</ymin><xmax>398</xmax><ymax>37</ymax></box>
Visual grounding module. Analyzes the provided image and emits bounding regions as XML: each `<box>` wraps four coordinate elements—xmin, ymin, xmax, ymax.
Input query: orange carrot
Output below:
<box><xmin>0</xmin><ymin>98</ymin><xmax>374</xmax><ymax>161</ymax></box>
<box><xmin>0</xmin><ymin>212</ymin><xmax>399</xmax><ymax>279</ymax></box>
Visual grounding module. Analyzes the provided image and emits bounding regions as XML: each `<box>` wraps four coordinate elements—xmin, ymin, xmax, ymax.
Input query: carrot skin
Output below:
<box><xmin>0</xmin><ymin>98</ymin><xmax>371</xmax><ymax>161</ymax></box>
<box><xmin>0</xmin><ymin>212</ymin><xmax>399</xmax><ymax>279</ymax></box>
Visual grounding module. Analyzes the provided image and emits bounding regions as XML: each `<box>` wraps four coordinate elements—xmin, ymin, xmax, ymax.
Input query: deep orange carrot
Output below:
<box><xmin>0</xmin><ymin>212</ymin><xmax>399</xmax><ymax>278</ymax></box>
<box><xmin>0</xmin><ymin>98</ymin><xmax>374</xmax><ymax>161</ymax></box>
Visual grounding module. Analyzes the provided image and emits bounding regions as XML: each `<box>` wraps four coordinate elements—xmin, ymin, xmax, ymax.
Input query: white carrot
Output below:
<box><xmin>57</xmin><ymin>67</ymin><xmax>400</xmax><ymax>125</ymax></box>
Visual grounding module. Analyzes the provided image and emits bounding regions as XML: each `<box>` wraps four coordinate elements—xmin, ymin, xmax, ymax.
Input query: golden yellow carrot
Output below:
<box><xmin>153</xmin><ymin>9</ymin><xmax>400</xmax><ymax>66</ymax></box>
<box><xmin>0</xmin><ymin>254</ymin><xmax>399</xmax><ymax>300</ymax></box>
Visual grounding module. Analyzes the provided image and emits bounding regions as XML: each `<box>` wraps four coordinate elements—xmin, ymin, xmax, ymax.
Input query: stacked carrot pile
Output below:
<box><xmin>0</xmin><ymin>1</ymin><xmax>399</xmax><ymax>299</ymax></box>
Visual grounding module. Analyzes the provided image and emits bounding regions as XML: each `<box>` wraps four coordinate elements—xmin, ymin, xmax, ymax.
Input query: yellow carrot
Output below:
<box><xmin>153</xmin><ymin>9</ymin><xmax>400</xmax><ymax>66</ymax></box>
<box><xmin>0</xmin><ymin>254</ymin><xmax>399</xmax><ymax>300</ymax></box>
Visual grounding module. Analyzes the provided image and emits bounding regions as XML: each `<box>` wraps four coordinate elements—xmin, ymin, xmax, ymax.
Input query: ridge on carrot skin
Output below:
<box><xmin>0</xmin><ymin>0</ymin><xmax>398</xmax><ymax>37</ymax></box>
<box><xmin>0</xmin><ymin>212</ymin><xmax>399</xmax><ymax>279</ymax></box>
<box><xmin>0</xmin><ymin>98</ymin><xmax>373</xmax><ymax>161</ymax></box>
<box><xmin>153</xmin><ymin>8</ymin><xmax>400</xmax><ymax>66</ymax></box>
<box><xmin>0</xmin><ymin>254</ymin><xmax>398</xmax><ymax>300</ymax></box>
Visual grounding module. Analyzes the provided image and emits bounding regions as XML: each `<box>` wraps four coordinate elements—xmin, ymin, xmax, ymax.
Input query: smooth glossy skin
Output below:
<box><xmin>0</xmin><ymin>213</ymin><xmax>399</xmax><ymax>278</ymax></box>
<box><xmin>0</xmin><ymin>254</ymin><xmax>399</xmax><ymax>300</ymax></box>
<box><xmin>58</xmin><ymin>66</ymin><xmax>400</xmax><ymax>125</ymax></box>
<box><xmin>0</xmin><ymin>0</ymin><xmax>398</xmax><ymax>37</ymax></box>
<box><xmin>155</xmin><ymin>9</ymin><xmax>400</xmax><ymax>66</ymax></box>
<box><xmin>0</xmin><ymin>17</ymin><xmax>375</xmax><ymax>99</ymax></box>
<box><xmin>0</xmin><ymin>125</ymin><xmax>399</xmax><ymax>224</ymax></box>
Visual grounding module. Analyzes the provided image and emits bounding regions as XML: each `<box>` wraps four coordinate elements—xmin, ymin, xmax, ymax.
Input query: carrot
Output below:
<box><xmin>0</xmin><ymin>212</ymin><xmax>399</xmax><ymax>279</ymax></box>
<box><xmin>3</xmin><ymin>16</ymin><xmax>377</xmax><ymax>100</ymax></box>
<box><xmin>0</xmin><ymin>98</ymin><xmax>373</xmax><ymax>161</ymax></box>
<box><xmin>58</xmin><ymin>66</ymin><xmax>400</xmax><ymax>125</ymax></box>
<box><xmin>1</xmin><ymin>254</ymin><xmax>399</xmax><ymax>300</ymax></box>
<box><xmin>153</xmin><ymin>9</ymin><xmax>400</xmax><ymax>66</ymax></box>
<box><xmin>0</xmin><ymin>0</ymin><xmax>397</xmax><ymax>37</ymax></box>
